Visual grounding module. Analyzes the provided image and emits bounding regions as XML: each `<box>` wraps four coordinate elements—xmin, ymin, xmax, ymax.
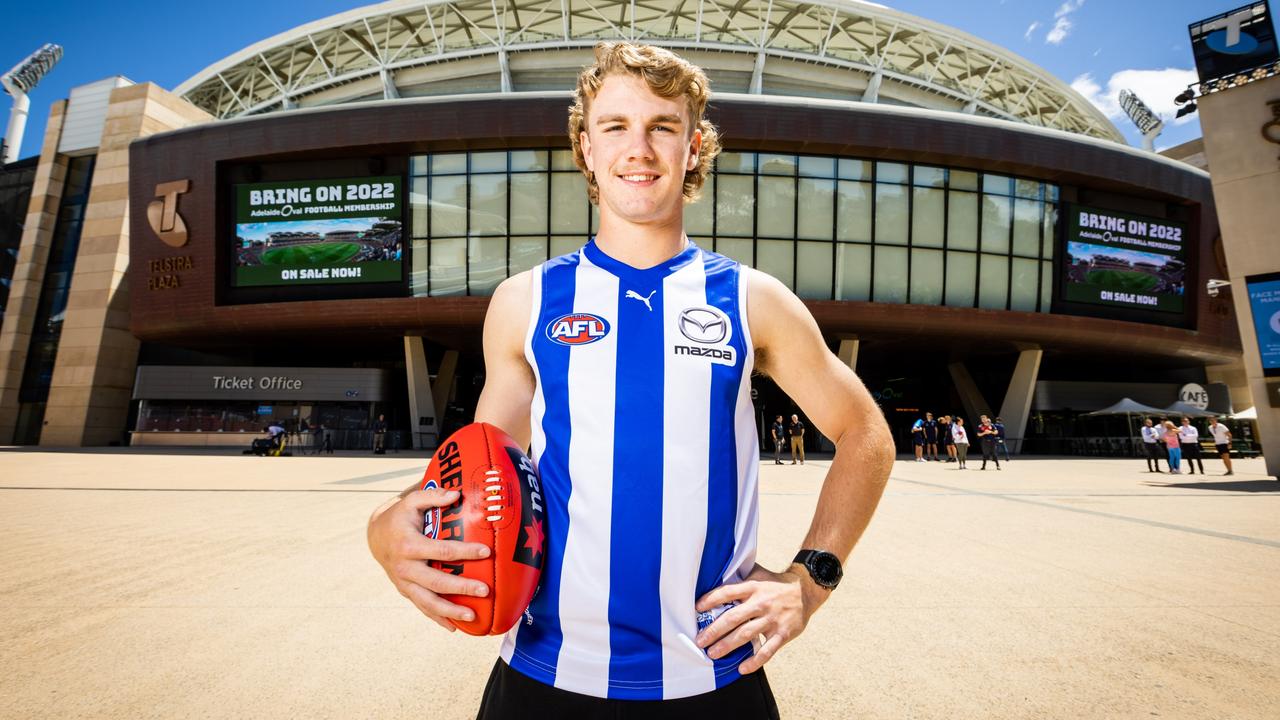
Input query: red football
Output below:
<box><xmin>420</xmin><ymin>422</ymin><xmax>545</xmax><ymax>636</ymax></box>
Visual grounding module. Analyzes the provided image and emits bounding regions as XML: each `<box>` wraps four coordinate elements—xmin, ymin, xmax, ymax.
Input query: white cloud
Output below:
<box><xmin>1055</xmin><ymin>0</ymin><xmax>1085</xmax><ymax>18</ymax></box>
<box><xmin>1071</xmin><ymin>67</ymin><xmax>1201</xmax><ymax>131</ymax></box>
<box><xmin>1046</xmin><ymin>16</ymin><xmax>1072</xmax><ymax>44</ymax></box>
<box><xmin>1025</xmin><ymin>21</ymin><xmax>1041</xmax><ymax>41</ymax></box>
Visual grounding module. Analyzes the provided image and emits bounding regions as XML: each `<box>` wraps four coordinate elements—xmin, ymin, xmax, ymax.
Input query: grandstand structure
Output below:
<box><xmin>175</xmin><ymin>0</ymin><xmax>1122</xmax><ymax>142</ymax></box>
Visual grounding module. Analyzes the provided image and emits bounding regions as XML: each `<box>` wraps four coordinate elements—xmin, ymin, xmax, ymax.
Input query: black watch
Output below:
<box><xmin>793</xmin><ymin>549</ymin><xmax>843</xmax><ymax>590</ymax></box>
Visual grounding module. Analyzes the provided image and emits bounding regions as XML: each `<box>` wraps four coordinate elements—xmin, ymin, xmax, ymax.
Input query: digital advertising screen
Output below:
<box><xmin>1245</xmin><ymin>271</ymin><xmax>1280</xmax><ymax>376</ymax></box>
<box><xmin>1062</xmin><ymin>205</ymin><xmax>1187</xmax><ymax>314</ymax></box>
<box><xmin>232</xmin><ymin>177</ymin><xmax>403</xmax><ymax>287</ymax></box>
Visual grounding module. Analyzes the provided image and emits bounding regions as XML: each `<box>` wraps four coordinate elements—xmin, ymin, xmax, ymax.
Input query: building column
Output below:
<box><xmin>998</xmin><ymin>347</ymin><xmax>1043</xmax><ymax>454</ymax></box>
<box><xmin>40</xmin><ymin>84</ymin><xmax>211</xmax><ymax>446</ymax></box>
<box><xmin>1198</xmin><ymin>73</ymin><xmax>1280</xmax><ymax>479</ymax></box>
<box><xmin>837</xmin><ymin>336</ymin><xmax>859</xmax><ymax>372</ymax></box>
<box><xmin>0</xmin><ymin>101</ymin><xmax>69</xmax><ymax>443</ymax></box>
<box><xmin>404</xmin><ymin>336</ymin><xmax>436</xmax><ymax>450</ymax></box>
<box><xmin>432</xmin><ymin>350</ymin><xmax>459</xmax><ymax>429</ymax></box>
<box><xmin>947</xmin><ymin>361</ymin><xmax>992</xmax><ymax>424</ymax></box>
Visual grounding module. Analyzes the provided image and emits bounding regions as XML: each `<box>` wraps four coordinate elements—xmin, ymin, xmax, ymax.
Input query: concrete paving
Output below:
<box><xmin>1</xmin><ymin>448</ymin><xmax>1278</xmax><ymax>719</ymax></box>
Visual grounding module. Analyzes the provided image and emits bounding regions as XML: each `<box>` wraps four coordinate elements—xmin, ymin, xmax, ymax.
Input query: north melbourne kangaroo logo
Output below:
<box><xmin>625</xmin><ymin>289</ymin><xmax>657</xmax><ymax>312</ymax></box>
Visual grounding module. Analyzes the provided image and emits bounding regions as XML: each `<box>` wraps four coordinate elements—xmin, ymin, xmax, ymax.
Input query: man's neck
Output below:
<box><xmin>594</xmin><ymin>215</ymin><xmax>687</xmax><ymax>269</ymax></box>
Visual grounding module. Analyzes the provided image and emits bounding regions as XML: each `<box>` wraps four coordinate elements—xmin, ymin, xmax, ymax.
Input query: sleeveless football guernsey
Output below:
<box><xmin>499</xmin><ymin>238</ymin><xmax>760</xmax><ymax>700</ymax></box>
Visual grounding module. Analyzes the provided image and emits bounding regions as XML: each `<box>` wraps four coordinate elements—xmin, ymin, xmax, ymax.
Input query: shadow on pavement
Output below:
<box><xmin>1143</xmin><ymin>479</ymin><xmax>1280</xmax><ymax>493</ymax></box>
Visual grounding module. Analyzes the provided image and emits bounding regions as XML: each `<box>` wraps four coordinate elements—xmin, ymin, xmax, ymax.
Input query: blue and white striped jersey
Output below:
<box><xmin>499</xmin><ymin>238</ymin><xmax>761</xmax><ymax>700</ymax></box>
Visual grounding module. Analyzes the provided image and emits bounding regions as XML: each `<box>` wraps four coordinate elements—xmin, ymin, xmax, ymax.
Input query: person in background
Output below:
<box><xmin>976</xmin><ymin>415</ymin><xmax>1001</xmax><ymax>471</ymax></box>
<box><xmin>1178</xmin><ymin>417</ymin><xmax>1204</xmax><ymax>475</ymax></box>
<box><xmin>1140</xmin><ymin>417</ymin><xmax>1164</xmax><ymax>473</ymax></box>
<box><xmin>1162</xmin><ymin>420</ymin><xmax>1182</xmax><ymax>474</ymax></box>
<box><xmin>299</xmin><ymin>417</ymin><xmax>311</xmax><ymax>453</ymax></box>
<box><xmin>938</xmin><ymin>415</ymin><xmax>956</xmax><ymax>463</ymax></box>
<box><xmin>771</xmin><ymin>415</ymin><xmax>787</xmax><ymax>465</ymax></box>
<box><xmin>788</xmin><ymin>413</ymin><xmax>806</xmax><ymax>465</ymax></box>
<box><xmin>911</xmin><ymin>415</ymin><xmax>925</xmax><ymax>462</ymax></box>
<box><xmin>373</xmin><ymin>414</ymin><xmax>388</xmax><ymax>454</ymax></box>
<box><xmin>1208</xmin><ymin>416</ymin><xmax>1234</xmax><ymax>476</ymax></box>
<box><xmin>951</xmin><ymin>417</ymin><xmax>969</xmax><ymax>469</ymax></box>
<box><xmin>923</xmin><ymin>412</ymin><xmax>939</xmax><ymax>462</ymax></box>
<box><xmin>993</xmin><ymin>417</ymin><xmax>1012</xmax><ymax>463</ymax></box>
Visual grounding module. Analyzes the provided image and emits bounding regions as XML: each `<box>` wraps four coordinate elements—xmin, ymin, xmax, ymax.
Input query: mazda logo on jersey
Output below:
<box><xmin>678</xmin><ymin>307</ymin><xmax>729</xmax><ymax>344</ymax></box>
<box><xmin>546</xmin><ymin>313</ymin><xmax>611</xmax><ymax>346</ymax></box>
<box><xmin>674</xmin><ymin>306</ymin><xmax>735</xmax><ymax>366</ymax></box>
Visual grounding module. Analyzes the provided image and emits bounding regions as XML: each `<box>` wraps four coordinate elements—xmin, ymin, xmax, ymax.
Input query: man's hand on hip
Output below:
<box><xmin>693</xmin><ymin>563</ymin><xmax>827</xmax><ymax>674</ymax></box>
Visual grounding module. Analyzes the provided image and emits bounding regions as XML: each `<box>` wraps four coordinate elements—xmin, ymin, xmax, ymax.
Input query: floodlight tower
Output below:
<box><xmin>1</xmin><ymin>44</ymin><xmax>63</xmax><ymax>164</ymax></box>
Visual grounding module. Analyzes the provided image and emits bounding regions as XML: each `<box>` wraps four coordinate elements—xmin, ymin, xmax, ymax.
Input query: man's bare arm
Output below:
<box><xmin>367</xmin><ymin>272</ymin><xmax>535</xmax><ymax>629</ymax></box>
<box><xmin>695</xmin><ymin>268</ymin><xmax>894</xmax><ymax>672</ymax></box>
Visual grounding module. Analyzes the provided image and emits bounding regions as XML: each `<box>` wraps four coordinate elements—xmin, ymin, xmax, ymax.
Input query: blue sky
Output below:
<box><xmin>0</xmin><ymin>0</ymin><xmax>1224</xmax><ymax>160</ymax></box>
<box><xmin>237</xmin><ymin>217</ymin><xmax>390</xmax><ymax>243</ymax></box>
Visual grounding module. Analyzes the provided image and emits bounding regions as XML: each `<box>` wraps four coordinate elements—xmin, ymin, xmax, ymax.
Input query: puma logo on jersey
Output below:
<box><xmin>546</xmin><ymin>313</ymin><xmax>611</xmax><ymax>346</ymax></box>
<box><xmin>625</xmin><ymin>289</ymin><xmax>656</xmax><ymax>312</ymax></box>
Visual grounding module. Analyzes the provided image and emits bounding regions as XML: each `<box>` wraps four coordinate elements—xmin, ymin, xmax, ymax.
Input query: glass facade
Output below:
<box><xmin>408</xmin><ymin>150</ymin><xmax>1057</xmax><ymax>312</ymax></box>
<box><xmin>13</xmin><ymin>156</ymin><xmax>96</xmax><ymax>445</ymax></box>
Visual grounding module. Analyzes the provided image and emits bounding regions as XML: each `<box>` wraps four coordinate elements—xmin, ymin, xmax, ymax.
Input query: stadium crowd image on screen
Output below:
<box><xmin>232</xmin><ymin>177</ymin><xmax>404</xmax><ymax>287</ymax></box>
<box><xmin>1061</xmin><ymin>205</ymin><xmax>1187</xmax><ymax>314</ymax></box>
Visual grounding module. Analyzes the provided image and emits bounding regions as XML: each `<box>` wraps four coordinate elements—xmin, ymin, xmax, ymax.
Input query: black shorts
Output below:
<box><xmin>1216</xmin><ymin>443</ymin><xmax>1231</xmax><ymax>455</ymax></box>
<box><xmin>912</xmin><ymin>435</ymin><xmax>924</xmax><ymax>446</ymax></box>
<box><xmin>477</xmin><ymin>659</ymin><xmax>780</xmax><ymax>720</ymax></box>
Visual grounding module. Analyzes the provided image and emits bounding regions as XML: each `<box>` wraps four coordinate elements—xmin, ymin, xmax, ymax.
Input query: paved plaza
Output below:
<box><xmin>1</xmin><ymin>448</ymin><xmax>1278</xmax><ymax>719</ymax></box>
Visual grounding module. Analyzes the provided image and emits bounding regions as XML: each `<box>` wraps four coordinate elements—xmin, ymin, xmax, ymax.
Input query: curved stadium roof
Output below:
<box><xmin>175</xmin><ymin>0</ymin><xmax>1123</xmax><ymax>142</ymax></box>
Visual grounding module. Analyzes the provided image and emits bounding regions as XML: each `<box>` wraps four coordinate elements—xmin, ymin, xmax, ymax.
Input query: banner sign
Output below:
<box><xmin>1189</xmin><ymin>1</ymin><xmax>1278</xmax><ymax>85</ymax></box>
<box><xmin>1062</xmin><ymin>205</ymin><xmax>1187</xmax><ymax>314</ymax></box>
<box><xmin>232</xmin><ymin>176</ymin><xmax>403</xmax><ymax>287</ymax></box>
<box><xmin>1246</xmin><ymin>272</ymin><xmax>1280</xmax><ymax>376</ymax></box>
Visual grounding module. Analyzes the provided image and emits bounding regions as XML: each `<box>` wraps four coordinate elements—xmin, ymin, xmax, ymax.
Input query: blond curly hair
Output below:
<box><xmin>568</xmin><ymin>42</ymin><xmax>721</xmax><ymax>205</ymax></box>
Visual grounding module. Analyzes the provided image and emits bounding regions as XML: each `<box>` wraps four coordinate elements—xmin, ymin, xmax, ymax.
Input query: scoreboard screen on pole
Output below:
<box><xmin>1061</xmin><ymin>205</ymin><xmax>1187</xmax><ymax>315</ymax></box>
<box><xmin>232</xmin><ymin>177</ymin><xmax>403</xmax><ymax>287</ymax></box>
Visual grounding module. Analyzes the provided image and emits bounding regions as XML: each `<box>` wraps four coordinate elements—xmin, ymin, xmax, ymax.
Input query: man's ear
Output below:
<box><xmin>580</xmin><ymin>129</ymin><xmax>594</xmax><ymax>170</ymax></box>
<box><xmin>686</xmin><ymin>127</ymin><xmax>702</xmax><ymax>172</ymax></box>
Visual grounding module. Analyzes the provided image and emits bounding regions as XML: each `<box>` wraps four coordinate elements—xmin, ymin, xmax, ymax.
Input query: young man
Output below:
<box><xmin>367</xmin><ymin>43</ymin><xmax>893</xmax><ymax>717</ymax></box>
<box><xmin>1140</xmin><ymin>418</ymin><xmax>1164</xmax><ymax>473</ymax></box>
<box><xmin>1207</xmin><ymin>416</ymin><xmax>1233</xmax><ymax>476</ymax></box>
<box><xmin>922</xmin><ymin>412</ymin><xmax>939</xmax><ymax>461</ymax></box>
<box><xmin>771</xmin><ymin>414</ymin><xmax>787</xmax><ymax>465</ymax></box>
<box><xmin>788</xmin><ymin>413</ymin><xmax>807</xmax><ymax>465</ymax></box>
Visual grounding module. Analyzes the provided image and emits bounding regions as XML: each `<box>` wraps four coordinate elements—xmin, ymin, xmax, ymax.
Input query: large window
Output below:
<box><xmin>408</xmin><ymin>150</ymin><xmax>1058</xmax><ymax>312</ymax></box>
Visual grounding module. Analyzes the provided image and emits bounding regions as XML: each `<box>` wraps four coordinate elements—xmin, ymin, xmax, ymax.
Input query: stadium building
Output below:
<box><xmin>0</xmin><ymin>0</ymin><xmax>1250</xmax><ymax>453</ymax></box>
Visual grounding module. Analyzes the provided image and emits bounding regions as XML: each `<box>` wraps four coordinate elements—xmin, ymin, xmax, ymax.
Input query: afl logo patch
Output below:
<box><xmin>547</xmin><ymin>313</ymin><xmax>611</xmax><ymax>346</ymax></box>
<box><xmin>422</xmin><ymin>479</ymin><xmax>441</xmax><ymax>539</ymax></box>
<box><xmin>678</xmin><ymin>306</ymin><xmax>730</xmax><ymax>344</ymax></box>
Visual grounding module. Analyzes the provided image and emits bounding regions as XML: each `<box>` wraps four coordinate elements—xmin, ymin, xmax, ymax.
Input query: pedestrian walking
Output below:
<box><xmin>788</xmin><ymin>414</ymin><xmax>806</xmax><ymax>465</ymax></box>
<box><xmin>1178</xmin><ymin>417</ymin><xmax>1204</xmax><ymax>475</ymax></box>
<box><xmin>1140</xmin><ymin>418</ymin><xmax>1164</xmax><ymax>473</ymax></box>
<box><xmin>1162</xmin><ymin>421</ymin><xmax>1182</xmax><ymax>474</ymax></box>
<box><xmin>976</xmin><ymin>415</ymin><xmax>1000</xmax><ymax>470</ymax></box>
<box><xmin>1207</xmin><ymin>416</ymin><xmax>1234</xmax><ymax>476</ymax></box>
<box><xmin>951</xmin><ymin>417</ymin><xmax>969</xmax><ymax>469</ymax></box>
<box><xmin>770</xmin><ymin>415</ymin><xmax>786</xmax><ymax>465</ymax></box>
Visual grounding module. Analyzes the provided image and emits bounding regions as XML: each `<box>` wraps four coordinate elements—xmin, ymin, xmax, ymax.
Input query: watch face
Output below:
<box><xmin>810</xmin><ymin>552</ymin><xmax>843</xmax><ymax>586</ymax></box>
